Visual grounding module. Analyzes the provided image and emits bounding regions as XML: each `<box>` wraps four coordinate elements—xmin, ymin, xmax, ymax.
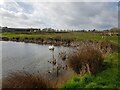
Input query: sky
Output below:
<box><xmin>0</xmin><ymin>0</ymin><xmax>119</xmax><ymax>30</ymax></box>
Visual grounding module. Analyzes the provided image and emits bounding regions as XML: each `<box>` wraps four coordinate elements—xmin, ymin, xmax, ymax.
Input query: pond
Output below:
<box><xmin>1</xmin><ymin>41</ymin><xmax>73</xmax><ymax>79</ymax></box>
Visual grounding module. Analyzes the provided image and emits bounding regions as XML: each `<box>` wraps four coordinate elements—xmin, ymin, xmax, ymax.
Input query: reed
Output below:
<box><xmin>2</xmin><ymin>71</ymin><xmax>54</xmax><ymax>89</ymax></box>
<box><xmin>68</xmin><ymin>45</ymin><xmax>104</xmax><ymax>75</ymax></box>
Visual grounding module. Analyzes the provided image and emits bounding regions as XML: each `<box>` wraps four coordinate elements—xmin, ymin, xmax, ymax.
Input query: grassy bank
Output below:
<box><xmin>3</xmin><ymin>52</ymin><xmax>119</xmax><ymax>89</ymax></box>
<box><xmin>62</xmin><ymin>52</ymin><xmax>120</xmax><ymax>89</ymax></box>
<box><xmin>1</xmin><ymin>32</ymin><xmax>119</xmax><ymax>45</ymax></box>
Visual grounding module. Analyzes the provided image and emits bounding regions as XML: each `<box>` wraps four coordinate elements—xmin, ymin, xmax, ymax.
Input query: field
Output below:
<box><xmin>1</xmin><ymin>32</ymin><xmax>119</xmax><ymax>45</ymax></box>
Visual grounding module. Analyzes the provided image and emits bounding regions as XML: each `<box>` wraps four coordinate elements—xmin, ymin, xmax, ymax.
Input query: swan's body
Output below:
<box><xmin>49</xmin><ymin>45</ymin><xmax>54</xmax><ymax>50</ymax></box>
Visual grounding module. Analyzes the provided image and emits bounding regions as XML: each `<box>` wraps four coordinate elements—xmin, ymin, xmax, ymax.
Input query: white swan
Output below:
<box><xmin>49</xmin><ymin>45</ymin><xmax>54</xmax><ymax>50</ymax></box>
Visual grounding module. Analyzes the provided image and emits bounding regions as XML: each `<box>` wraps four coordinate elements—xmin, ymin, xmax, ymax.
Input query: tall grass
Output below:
<box><xmin>62</xmin><ymin>52</ymin><xmax>119</xmax><ymax>89</ymax></box>
<box><xmin>2</xmin><ymin>71</ymin><xmax>54</xmax><ymax>89</ymax></box>
<box><xmin>68</xmin><ymin>45</ymin><xmax>104</xmax><ymax>75</ymax></box>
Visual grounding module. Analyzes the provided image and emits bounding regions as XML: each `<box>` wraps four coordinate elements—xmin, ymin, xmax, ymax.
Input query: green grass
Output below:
<box><xmin>1</xmin><ymin>32</ymin><xmax>120</xmax><ymax>45</ymax></box>
<box><xmin>62</xmin><ymin>52</ymin><xmax>120</xmax><ymax>89</ymax></box>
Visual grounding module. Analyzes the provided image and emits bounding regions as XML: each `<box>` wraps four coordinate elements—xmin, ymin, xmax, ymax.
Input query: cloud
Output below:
<box><xmin>0</xmin><ymin>1</ymin><xmax>118</xmax><ymax>30</ymax></box>
<box><xmin>3</xmin><ymin>0</ymin><xmax>119</xmax><ymax>2</ymax></box>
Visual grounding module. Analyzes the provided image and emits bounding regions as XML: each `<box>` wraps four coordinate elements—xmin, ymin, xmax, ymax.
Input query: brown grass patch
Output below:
<box><xmin>68</xmin><ymin>45</ymin><xmax>104</xmax><ymax>75</ymax></box>
<box><xmin>2</xmin><ymin>71</ymin><xmax>54</xmax><ymax>89</ymax></box>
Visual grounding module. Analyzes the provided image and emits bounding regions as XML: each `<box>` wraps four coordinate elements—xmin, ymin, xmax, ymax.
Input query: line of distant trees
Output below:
<box><xmin>0</xmin><ymin>26</ymin><xmax>120</xmax><ymax>35</ymax></box>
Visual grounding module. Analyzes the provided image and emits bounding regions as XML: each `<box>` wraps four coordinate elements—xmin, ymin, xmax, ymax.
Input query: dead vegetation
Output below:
<box><xmin>2</xmin><ymin>71</ymin><xmax>54</xmax><ymax>90</ymax></box>
<box><xmin>68</xmin><ymin>45</ymin><xmax>104</xmax><ymax>75</ymax></box>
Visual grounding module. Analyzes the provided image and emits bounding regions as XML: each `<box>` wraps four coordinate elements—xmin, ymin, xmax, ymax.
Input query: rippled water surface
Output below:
<box><xmin>1</xmin><ymin>41</ymin><xmax>73</xmax><ymax>78</ymax></box>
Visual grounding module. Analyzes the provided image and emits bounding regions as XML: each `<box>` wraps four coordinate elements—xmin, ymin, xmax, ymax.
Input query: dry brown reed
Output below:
<box><xmin>68</xmin><ymin>44</ymin><xmax>104</xmax><ymax>75</ymax></box>
<box><xmin>2</xmin><ymin>71</ymin><xmax>54</xmax><ymax>90</ymax></box>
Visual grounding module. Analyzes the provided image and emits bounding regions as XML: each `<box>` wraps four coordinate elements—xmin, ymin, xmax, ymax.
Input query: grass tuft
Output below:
<box><xmin>68</xmin><ymin>45</ymin><xmax>104</xmax><ymax>75</ymax></box>
<box><xmin>2</xmin><ymin>71</ymin><xmax>54</xmax><ymax>89</ymax></box>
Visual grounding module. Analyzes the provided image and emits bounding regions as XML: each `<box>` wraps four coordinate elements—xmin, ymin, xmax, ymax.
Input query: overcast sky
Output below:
<box><xmin>0</xmin><ymin>0</ymin><xmax>119</xmax><ymax>30</ymax></box>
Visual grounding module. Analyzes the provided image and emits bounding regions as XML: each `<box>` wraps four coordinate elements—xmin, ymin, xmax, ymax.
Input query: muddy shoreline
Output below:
<box><xmin>1</xmin><ymin>37</ymin><xmax>72</xmax><ymax>46</ymax></box>
<box><xmin>1</xmin><ymin>37</ymin><xmax>119</xmax><ymax>54</ymax></box>
<box><xmin>0</xmin><ymin>37</ymin><xmax>92</xmax><ymax>47</ymax></box>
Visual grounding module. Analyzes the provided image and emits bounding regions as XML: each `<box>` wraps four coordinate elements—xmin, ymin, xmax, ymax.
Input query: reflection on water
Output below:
<box><xmin>1</xmin><ymin>41</ymin><xmax>73</xmax><ymax>79</ymax></box>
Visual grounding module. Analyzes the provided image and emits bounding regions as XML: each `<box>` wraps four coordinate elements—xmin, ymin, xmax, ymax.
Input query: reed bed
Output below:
<box><xmin>68</xmin><ymin>44</ymin><xmax>104</xmax><ymax>75</ymax></box>
<box><xmin>2</xmin><ymin>71</ymin><xmax>54</xmax><ymax>89</ymax></box>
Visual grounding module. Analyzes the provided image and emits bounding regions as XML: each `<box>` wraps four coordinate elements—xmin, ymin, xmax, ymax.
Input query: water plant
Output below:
<box><xmin>2</xmin><ymin>71</ymin><xmax>53</xmax><ymax>89</ymax></box>
<box><xmin>68</xmin><ymin>45</ymin><xmax>104</xmax><ymax>75</ymax></box>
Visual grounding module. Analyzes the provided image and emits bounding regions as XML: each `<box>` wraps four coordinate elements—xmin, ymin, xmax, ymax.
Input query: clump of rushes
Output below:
<box><xmin>2</xmin><ymin>71</ymin><xmax>54</xmax><ymax>89</ymax></box>
<box><xmin>68</xmin><ymin>45</ymin><xmax>104</xmax><ymax>75</ymax></box>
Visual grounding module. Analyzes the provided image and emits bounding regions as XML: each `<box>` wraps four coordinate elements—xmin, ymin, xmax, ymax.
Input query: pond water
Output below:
<box><xmin>1</xmin><ymin>41</ymin><xmax>73</xmax><ymax>79</ymax></box>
